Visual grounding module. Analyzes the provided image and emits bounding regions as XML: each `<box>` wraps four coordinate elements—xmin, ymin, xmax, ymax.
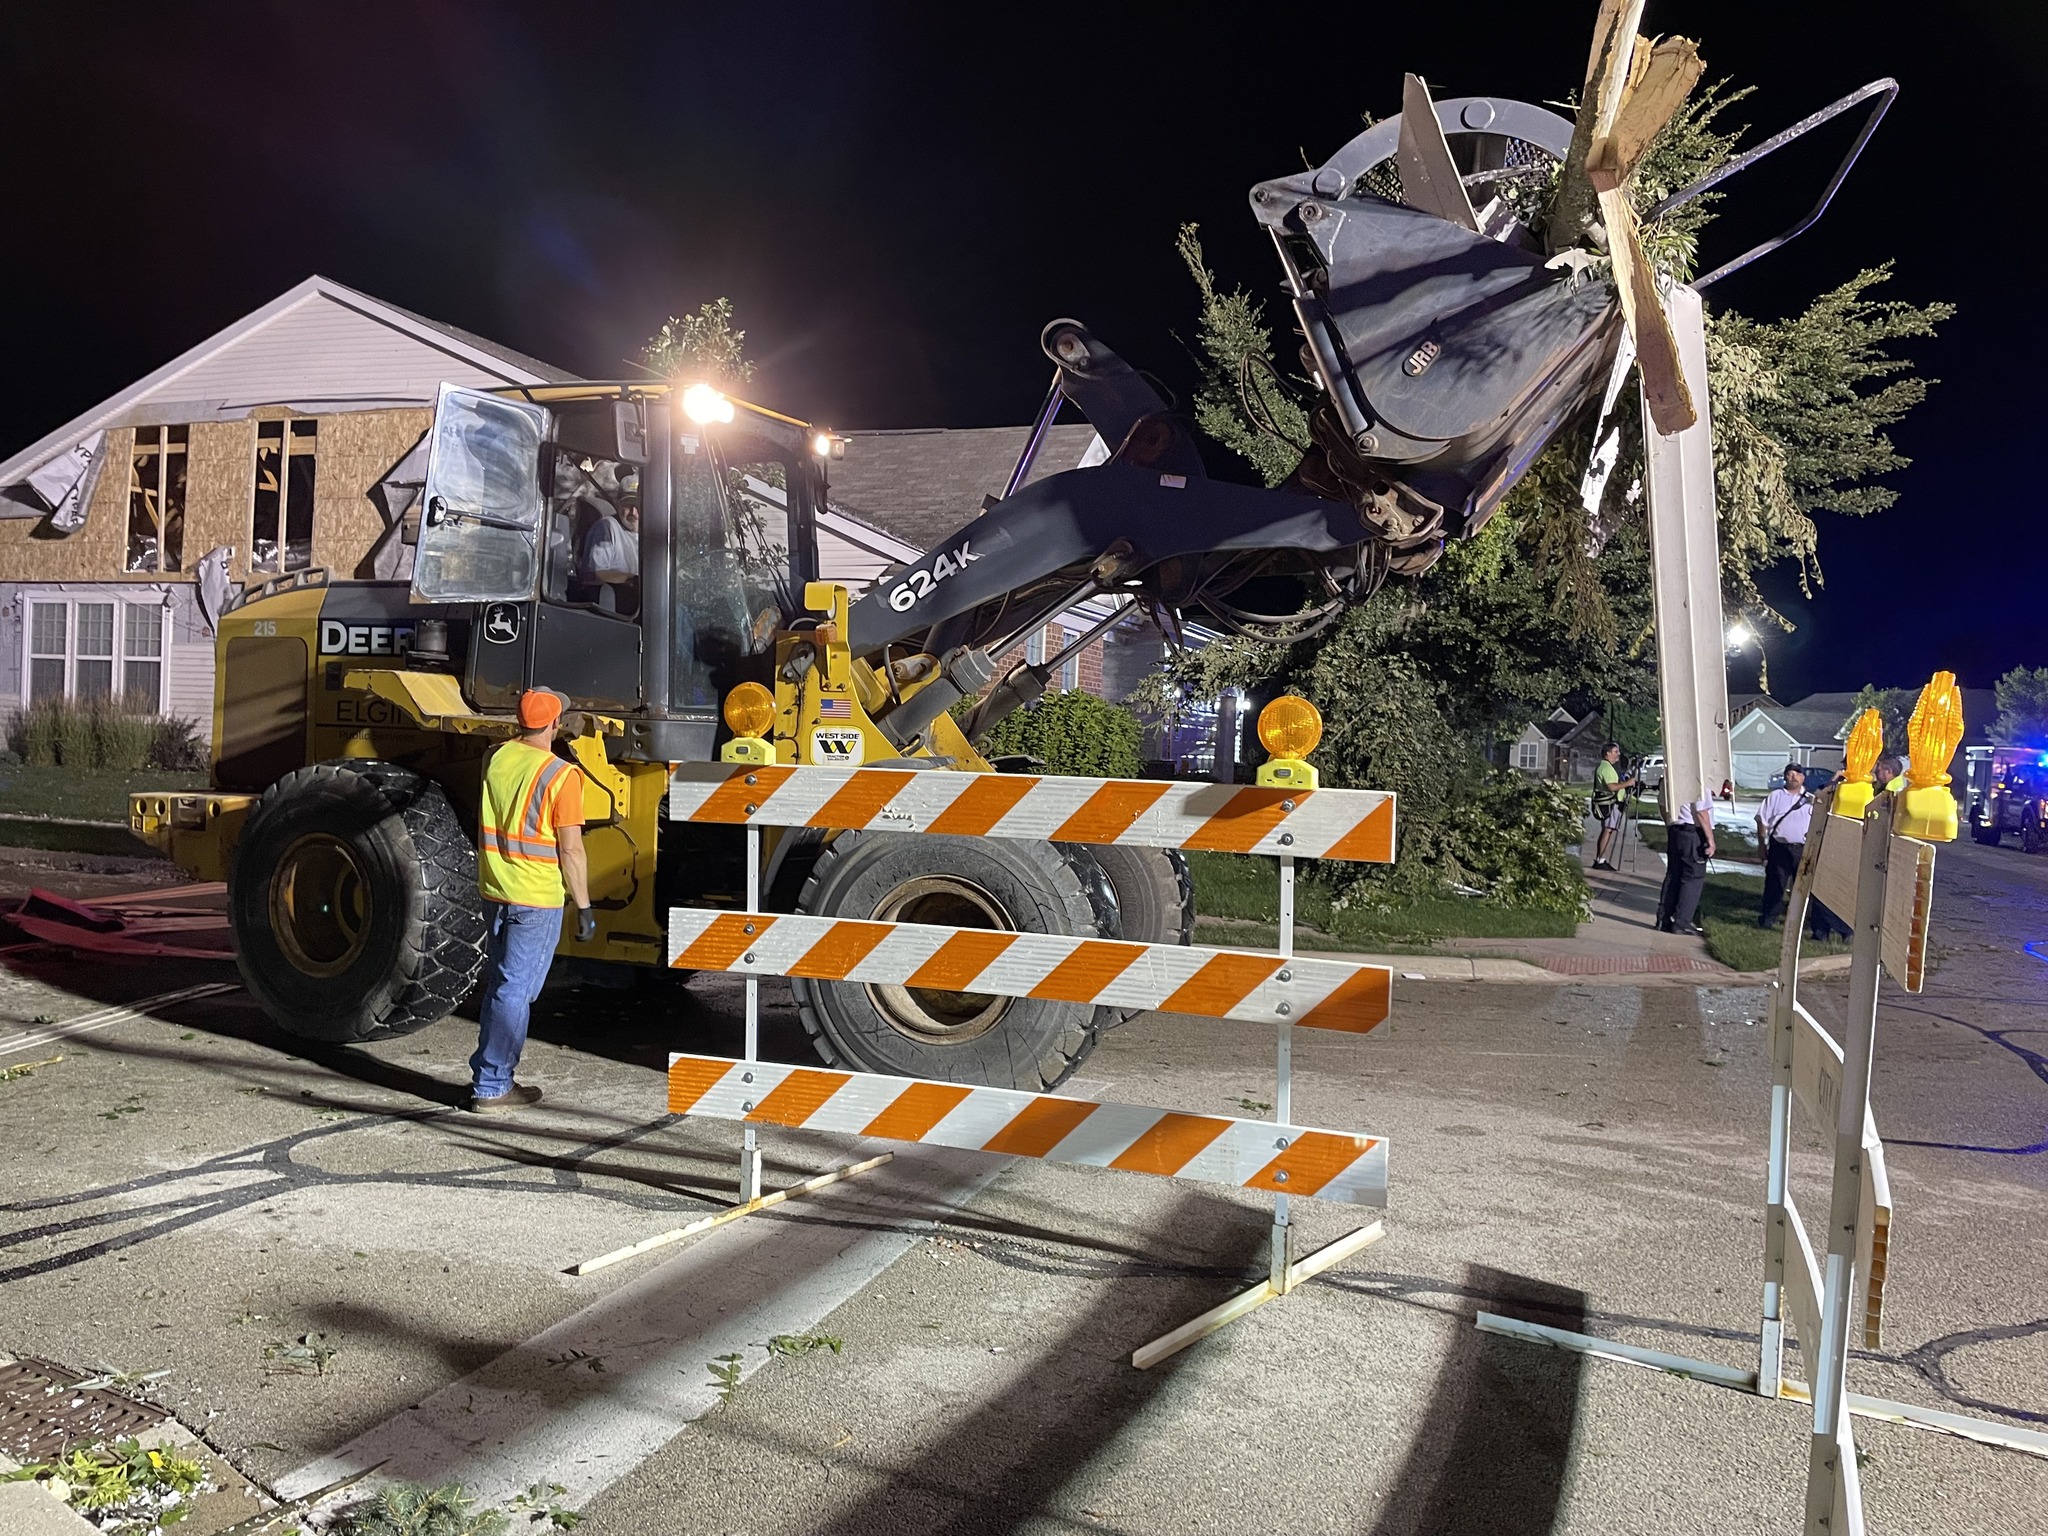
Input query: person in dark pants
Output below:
<box><xmin>1755</xmin><ymin>764</ymin><xmax>1814</xmax><ymax>927</ymax></box>
<box><xmin>1656</xmin><ymin>789</ymin><xmax>1716</xmax><ymax>935</ymax></box>
<box><xmin>468</xmin><ymin>689</ymin><xmax>597</xmax><ymax>1113</ymax></box>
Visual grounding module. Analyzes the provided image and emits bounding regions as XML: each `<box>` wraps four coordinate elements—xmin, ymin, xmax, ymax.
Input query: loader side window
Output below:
<box><xmin>541</xmin><ymin>450</ymin><xmax>640</xmax><ymax>618</ymax></box>
<box><xmin>217</xmin><ymin>635</ymin><xmax>308</xmax><ymax>791</ymax></box>
<box><xmin>670</xmin><ymin>434</ymin><xmax>768</xmax><ymax>710</ymax></box>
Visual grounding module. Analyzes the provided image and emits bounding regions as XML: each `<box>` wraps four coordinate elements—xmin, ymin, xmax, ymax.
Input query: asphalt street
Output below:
<box><xmin>0</xmin><ymin>838</ymin><xmax>2043</xmax><ymax>1535</ymax></box>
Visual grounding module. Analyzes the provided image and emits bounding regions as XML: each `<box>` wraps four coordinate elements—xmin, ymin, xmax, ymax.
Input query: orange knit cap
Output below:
<box><xmin>517</xmin><ymin>689</ymin><xmax>565</xmax><ymax>730</ymax></box>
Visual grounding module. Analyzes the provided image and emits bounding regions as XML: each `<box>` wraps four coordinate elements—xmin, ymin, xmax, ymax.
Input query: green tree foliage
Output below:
<box><xmin>1992</xmin><ymin>666</ymin><xmax>2048</xmax><ymax>747</ymax></box>
<box><xmin>1173</xmin><ymin>225</ymin><xmax>1306</xmax><ymax>488</ymax></box>
<box><xmin>1844</xmin><ymin>685</ymin><xmax>1917</xmax><ymax>753</ymax></box>
<box><xmin>1604</xmin><ymin>701</ymin><xmax>1661</xmax><ymax>759</ymax></box>
<box><xmin>1159</xmin><ymin>59</ymin><xmax>1947</xmax><ymax>915</ymax></box>
<box><xmin>978</xmin><ymin>689</ymin><xmax>1143</xmax><ymax>778</ymax></box>
<box><xmin>1711</xmin><ymin>268</ymin><xmax>1953</xmax><ymax>616</ymax></box>
<box><xmin>642</xmin><ymin>297</ymin><xmax>753</xmax><ymax>383</ymax></box>
<box><xmin>334</xmin><ymin>1482</ymin><xmax>510</xmax><ymax>1536</ymax></box>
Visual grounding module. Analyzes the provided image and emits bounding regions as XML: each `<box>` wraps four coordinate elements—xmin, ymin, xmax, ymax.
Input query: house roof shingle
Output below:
<box><xmin>827</xmin><ymin>424</ymin><xmax>1102</xmax><ymax>552</ymax></box>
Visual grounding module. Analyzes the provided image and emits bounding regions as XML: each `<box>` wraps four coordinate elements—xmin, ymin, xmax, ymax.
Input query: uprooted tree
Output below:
<box><xmin>1157</xmin><ymin>66</ymin><xmax>1950</xmax><ymax>916</ymax></box>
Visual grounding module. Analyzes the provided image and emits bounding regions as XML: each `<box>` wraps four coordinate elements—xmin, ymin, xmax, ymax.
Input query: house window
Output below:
<box><xmin>1516</xmin><ymin>741</ymin><xmax>1541</xmax><ymax>771</ymax></box>
<box><xmin>28</xmin><ymin>603</ymin><xmax>66</xmax><ymax>701</ymax></box>
<box><xmin>123</xmin><ymin>603</ymin><xmax>164</xmax><ymax>708</ymax></box>
<box><xmin>22</xmin><ymin>598</ymin><xmax>164</xmax><ymax>709</ymax></box>
<box><xmin>1025</xmin><ymin>627</ymin><xmax>1045</xmax><ymax>666</ymax></box>
<box><xmin>252</xmin><ymin>418</ymin><xmax>318</xmax><ymax>573</ymax></box>
<box><xmin>1059</xmin><ymin>632</ymin><xmax>1080</xmax><ymax>691</ymax></box>
<box><xmin>126</xmin><ymin>425</ymin><xmax>188</xmax><ymax>573</ymax></box>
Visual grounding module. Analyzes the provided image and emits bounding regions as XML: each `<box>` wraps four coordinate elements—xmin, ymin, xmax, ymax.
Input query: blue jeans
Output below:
<box><xmin>471</xmin><ymin>900</ymin><xmax>562</xmax><ymax>1097</ymax></box>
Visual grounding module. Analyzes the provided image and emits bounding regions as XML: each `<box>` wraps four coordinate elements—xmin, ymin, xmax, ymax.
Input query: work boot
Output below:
<box><xmin>468</xmin><ymin>1083</ymin><xmax>543</xmax><ymax>1114</ymax></box>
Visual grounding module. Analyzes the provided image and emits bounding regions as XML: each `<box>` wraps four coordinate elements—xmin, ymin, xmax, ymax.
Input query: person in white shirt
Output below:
<box><xmin>1755</xmin><ymin>764</ymin><xmax>1814</xmax><ymax>928</ymax></box>
<box><xmin>1656</xmin><ymin>788</ymin><xmax>1716</xmax><ymax>935</ymax></box>
<box><xmin>578</xmin><ymin>493</ymin><xmax>641</xmax><ymax>614</ymax></box>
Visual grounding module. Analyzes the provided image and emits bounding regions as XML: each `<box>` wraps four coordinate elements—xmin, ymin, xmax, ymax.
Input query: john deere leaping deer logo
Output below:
<box><xmin>482</xmin><ymin>604</ymin><xmax>522</xmax><ymax>645</ymax></box>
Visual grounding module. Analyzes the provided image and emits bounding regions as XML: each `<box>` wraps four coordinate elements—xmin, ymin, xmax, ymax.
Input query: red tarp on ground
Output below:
<box><xmin>2</xmin><ymin>886</ymin><xmax>233</xmax><ymax>960</ymax></box>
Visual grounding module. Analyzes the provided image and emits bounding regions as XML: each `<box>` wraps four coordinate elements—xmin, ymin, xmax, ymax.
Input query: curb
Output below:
<box><xmin>0</xmin><ymin>814</ymin><xmax>157</xmax><ymax>861</ymax></box>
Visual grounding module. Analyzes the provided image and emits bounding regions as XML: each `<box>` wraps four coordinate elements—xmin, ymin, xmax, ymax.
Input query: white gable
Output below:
<box><xmin>1</xmin><ymin>276</ymin><xmax>573</xmax><ymax>487</ymax></box>
<box><xmin>128</xmin><ymin>293</ymin><xmax>518</xmax><ymax>417</ymax></box>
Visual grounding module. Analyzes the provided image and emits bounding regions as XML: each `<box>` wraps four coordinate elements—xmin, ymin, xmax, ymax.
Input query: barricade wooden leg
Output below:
<box><xmin>569</xmin><ymin>1152</ymin><xmax>894</xmax><ymax>1275</ymax></box>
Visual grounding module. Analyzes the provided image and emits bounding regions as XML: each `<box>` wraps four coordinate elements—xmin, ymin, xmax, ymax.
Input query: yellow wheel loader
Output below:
<box><xmin>130</xmin><ymin>65</ymin><xmax>1891</xmax><ymax>1088</ymax></box>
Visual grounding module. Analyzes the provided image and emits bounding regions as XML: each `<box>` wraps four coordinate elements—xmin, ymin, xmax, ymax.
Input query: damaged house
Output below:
<box><xmin>0</xmin><ymin>276</ymin><xmax>575</xmax><ymax>734</ymax></box>
<box><xmin>0</xmin><ymin>277</ymin><xmax>924</xmax><ymax>739</ymax></box>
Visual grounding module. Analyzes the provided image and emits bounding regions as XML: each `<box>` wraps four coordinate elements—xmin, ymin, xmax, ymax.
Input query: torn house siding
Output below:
<box><xmin>0</xmin><ymin>429</ymin><xmax>137</xmax><ymax>582</ymax></box>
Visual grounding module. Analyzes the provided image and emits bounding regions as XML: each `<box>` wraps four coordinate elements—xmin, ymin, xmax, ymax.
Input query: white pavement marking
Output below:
<box><xmin>274</xmin><ymin>1143</ymin><xmax>1009</xmax><ymax>1513</ymax></box>
<box><xmin>0</xmin><ymin>983</ymin><xmax>239</xmax><ymax>1056</ymax></box>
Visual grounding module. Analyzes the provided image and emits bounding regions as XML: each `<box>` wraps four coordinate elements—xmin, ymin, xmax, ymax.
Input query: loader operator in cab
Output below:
<box><xmin>468</xmin><ymin>688</ymin><xmax>595</xmax><ymax>1113</ymax></box>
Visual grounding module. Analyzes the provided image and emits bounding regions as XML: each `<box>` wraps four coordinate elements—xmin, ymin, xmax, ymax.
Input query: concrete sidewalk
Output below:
<box><xmin>1223</xmin><ymin>818</ymin><xmax>1844</xmax><ymax>987</ymax></box>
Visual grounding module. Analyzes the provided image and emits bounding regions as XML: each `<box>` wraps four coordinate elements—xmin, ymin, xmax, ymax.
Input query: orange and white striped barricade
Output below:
<box><xmin>573</xmin><ymin>759</ymin><xmax>1400</xmax><ymax>1364</ymax></box>
<box><xmin>1480</xmin><ymin>774</ymin><xmax>2046</xmax><ymax>1524</ymax></box>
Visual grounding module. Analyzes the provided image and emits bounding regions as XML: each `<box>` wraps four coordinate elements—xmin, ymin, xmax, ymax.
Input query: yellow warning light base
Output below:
<box><xmin>720</xmin><ymin>736</ymin><xmax>774</xmax><ymax>765</ymax></box>
<box><xmin>723</xmin><ymin>681</ymin><xmax>776</xmax><ymax>739</ymax></box>
<box><xmin>1256</xmin><ymin>758</ymin><xmax>1319</xmax><ymax>789</ymax></box>
<box><xmin>1896</xmin><ymin>785</ymin><xmax>1958</xmax><ymax>843</ymax></box>
<box><xmin>1834</xmin><ymin>782</ymin><xmax>1875</xmax><ymax>823</ymax></box>
<box><xmin>1257</xmin><ymin>696</ymin><xmax>1323</xmax><ymax>759</ymax></box>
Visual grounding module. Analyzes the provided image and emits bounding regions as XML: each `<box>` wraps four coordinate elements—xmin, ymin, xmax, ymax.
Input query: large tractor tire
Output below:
<box><xmin>228</xmin><ymin>760</ymin><xmax>488</xmax><ymax>1044</ymax></box>
<box><xmin>2025</xmin><ymin>816</ymin><xmax>2046</xmax><ymax>857</ymax></box>
<box><xmin>1066</xmin><ymin>844</ymin><xmax>1196</xmax><ymax>1026</ymax></box>
<box><xmin>1083</xmin><ymin>845</ymin><xmax>1196</xmax><ymax>948</ymax></box>
<box><xmin>790</xmin><ymin>832</ymin><xmax>1101</xmax><ymax>1091</ymax></box>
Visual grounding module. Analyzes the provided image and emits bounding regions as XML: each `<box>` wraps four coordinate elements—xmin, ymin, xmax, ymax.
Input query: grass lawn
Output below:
<box><xmin>0</xmin><ymin>764</ymin><xmax>208</xmax><ymax>823</ymax></box>
<box><xmin>1694</xmin><ymin>872</ymin><xmax>1852</xmax><ymax>973</ymax></box>
<box><xmin>1185</xmin><ymin>850</ymin><xmax>1579</xmax><ymax>950</ymax></box>
<box><xmin>1631</xmin><ymin>817</ymin><xmax>1760</xmax><ymax>861</ymax></box>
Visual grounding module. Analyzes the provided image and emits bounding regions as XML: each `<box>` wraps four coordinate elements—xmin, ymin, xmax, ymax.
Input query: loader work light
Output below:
<box><xmin>682</xmin><ymin>382</ymin><xmax>735</xmax><ymax>425</ymax></box>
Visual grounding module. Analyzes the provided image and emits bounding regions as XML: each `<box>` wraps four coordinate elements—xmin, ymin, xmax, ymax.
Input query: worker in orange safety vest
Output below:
<box><xmin>468</xmin><ymin>687</ymin><xmax>594</xmax><ymax>1112</ymax></box>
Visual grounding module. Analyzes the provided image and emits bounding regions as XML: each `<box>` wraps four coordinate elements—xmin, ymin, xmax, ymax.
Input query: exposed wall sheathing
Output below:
<box><xmin>309</xmin><ymin>408</ymin><xmax>430</xmax><ymax>578</ymax></box>
<box><xmin>0</xmin><ymin>407</ymin><xmax>430</xmax><ymax>586</ymax></box>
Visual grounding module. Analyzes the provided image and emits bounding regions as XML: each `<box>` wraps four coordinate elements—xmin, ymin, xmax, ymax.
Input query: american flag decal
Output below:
<box><xmin>818</xmin><ymin>696</ymin><xmax>853</xmax><ymax>720</ymax></box>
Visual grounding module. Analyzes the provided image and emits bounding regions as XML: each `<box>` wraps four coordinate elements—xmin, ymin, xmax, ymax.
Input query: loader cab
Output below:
<box><xmin>409</xmin><ymin>382</ymin><xmax>821</xmax><ymax>762</ymax></box>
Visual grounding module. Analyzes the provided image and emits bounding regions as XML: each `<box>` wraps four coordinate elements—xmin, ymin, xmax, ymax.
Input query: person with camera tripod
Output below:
<box><xmin>1590</xmin><ymin>741</ymin><xmax>1637</xmax><ymax>872</ymax></box>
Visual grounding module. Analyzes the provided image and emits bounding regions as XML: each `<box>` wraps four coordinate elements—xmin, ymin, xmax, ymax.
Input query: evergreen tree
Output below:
<box><xmin>1160</xmin><ymin>62</ymin><xmax>1949</xmax><ymax>909</ymax></box>
<box><xmin>1992</xmin><ymin>666</ymin><xmax>2048</xmax><ymax>748</ymax></box>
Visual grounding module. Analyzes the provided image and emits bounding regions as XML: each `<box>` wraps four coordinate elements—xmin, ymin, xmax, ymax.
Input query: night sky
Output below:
<box><xmin>3</xmin><ymin>3</ymin><xmax>2037</xmax><ymax>701</ymax></box>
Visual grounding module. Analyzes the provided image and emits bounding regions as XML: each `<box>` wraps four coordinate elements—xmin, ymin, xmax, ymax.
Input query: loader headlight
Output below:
<box><xmin>723</xmin><ymin>682</ymin><xmax>776</xmax><ymax>739</ymax></box>
<box><xmin>682</xmin><ymin>383</ymin><xmax>735</xmax><ymax>425</ymax></box>
<box><xmin>1257</xmin><ymin>696</ymin><xmax>1323</xmax><ymax>760</ymax></box>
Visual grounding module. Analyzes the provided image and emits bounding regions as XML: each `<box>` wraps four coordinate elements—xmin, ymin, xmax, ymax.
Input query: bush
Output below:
<box><xmin>976</xmin><ymin>689</ymin><xmax>1144</xmax><ymax>778</ymax></box>
<box><xmin>4</xmin><ymin>695</ymin><xmax>201</xmax><ymax>772</ymax></box>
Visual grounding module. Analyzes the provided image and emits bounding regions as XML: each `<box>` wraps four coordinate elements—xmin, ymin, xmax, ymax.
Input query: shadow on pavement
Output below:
<box><xmin>809</xmin><ymin>1190</ymin><xmax>1267</xmax><ymax>1535</ymax></box>
<box><xmin>1367</xmin><ymin>1265</ymin><xmax>1588</xmax><ymax>1536</ymax></box>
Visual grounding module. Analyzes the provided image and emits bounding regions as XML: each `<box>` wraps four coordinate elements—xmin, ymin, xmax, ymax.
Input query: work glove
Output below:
<box><xmin>576</xmin><ymin>907</ymin><xmax>597</xmax><ymax>943</ymax></box>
